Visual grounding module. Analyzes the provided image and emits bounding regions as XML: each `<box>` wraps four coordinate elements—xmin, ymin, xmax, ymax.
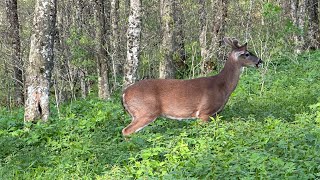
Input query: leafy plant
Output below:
<box><xmin>1</xmin><ymin>51</ymin><xmax>320</xmax><ymax>179</ymax></box>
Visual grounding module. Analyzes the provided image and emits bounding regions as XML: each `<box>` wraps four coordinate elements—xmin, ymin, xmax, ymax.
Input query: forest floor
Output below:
<box><xmin>1</xmin><ymin>51</ymin><xmax>320</xmax><ymax>179</ymax></box>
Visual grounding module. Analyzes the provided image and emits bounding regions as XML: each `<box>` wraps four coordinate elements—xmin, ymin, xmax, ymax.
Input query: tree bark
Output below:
<box><xmin>200</xmin><ymin>0</ymin><xmax>228</xmax><ymax>75</ymax></box>
<box><xmin>75</xmin><ymin>0</ymin><xmax>89</xmax><ymax>98</ymax></box>
<box><xmin>244</xmin><ymin>0</ymin><xmax>253</xmax><ymax>41</ymax></box>
<box><xmin>5</xmin><ymin>0</ymin><xmax>24</xmax><ymax>106</ymax></box>
<box><xmin>290</xmin><ymin>0</ymin><xmax>306</xmax><ymax>53</ymax></box>
<box><xmin>173</xmin><ymin>0</ymin><xmax>186</xmax><ymax>72</ymax></box>
<box><xmin>210</xmin><ymin>0</ymin><xmax>228</xmax><ymax>69</ymax></box>
<box><xmin>24</xmin><ymin>0</ymin><xmax>57</xmax><ymax>122</ymax></box>
<box><xmin>159</xmin><ymin>0</ymin><xmax>175</xmax><ymax>79</ymax></box>
<box><xmin>54</xmin><ymin>0</ymin><xmax>68</xmax><ymax>103</ymax></box>
<box><xmin>281</xmin><ymin>0</ymin><xmax>291</xmax><ymax>18</ymax></box>
<box><xmin>94</xmin><ymin>0</ymin><xmax>110</xmax><ymax>99</ymax></box>
<box><xmin>306</xmin><ymin>0</ymin><xmax>319</xmax><ymax>49</ymax></box>
<box><xmin>123</xmin><ymin>0</ymin><xmax>142</xmax><ymax>89</ymax></box>
<box><xmin>111</xmin><ymin>0</ymin><xmax>121</xmax><ymax>82</ymax></box>
<box><xmin>199</xmin><ymin>0</ymin><xmax>208</xmax><ymax>75</ymax></box>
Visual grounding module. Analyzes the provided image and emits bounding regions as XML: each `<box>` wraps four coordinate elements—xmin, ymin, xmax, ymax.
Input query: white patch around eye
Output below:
<box><xmin>233</xmin><ymin>51</ymin><xmax>245</xmax><ymax>59</ymax></box>
<box><xmin>232</xmin><ymin>53</ymin><xmax>239</xmax><ymax>60</ymax></box>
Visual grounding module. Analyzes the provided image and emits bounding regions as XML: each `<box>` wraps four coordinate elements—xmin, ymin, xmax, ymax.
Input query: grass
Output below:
<box><xmin>0</xmin><ymin>51</ymin><xmax>320</xmax><ymax>179</ymax></box>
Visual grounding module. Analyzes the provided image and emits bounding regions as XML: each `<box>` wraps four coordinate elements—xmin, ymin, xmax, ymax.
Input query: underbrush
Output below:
<box><xmin>0</xmin><ymin>51</ymin><xmax>320</xmax><ymax>179</ymax></box>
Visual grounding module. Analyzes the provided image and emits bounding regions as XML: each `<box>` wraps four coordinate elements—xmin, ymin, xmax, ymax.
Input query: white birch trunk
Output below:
<box><xmin>123</xmin><ymin>0</ymin><xmax>141</xmax><ymax>89</ymax></box>
<box><xmin>24</xmin><ymin>0</ymin><xmax>57</xmax><ymax>122</ymax></box>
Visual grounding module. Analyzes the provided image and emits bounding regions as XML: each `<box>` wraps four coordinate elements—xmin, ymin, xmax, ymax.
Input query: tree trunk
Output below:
<box><xmin>201</xmin><ymin>0</ymin><xmax>228</xmax><ymax>75</ymax></box>
<box><xmin>159</xmin><ymin>0</ymin><xmax>175</xmax><ymax>79</ymax></box>
<box><xmin>199</xmin><ymin>0</ymin><xmax>208</xmax><ymax>75</ymax></box>
<box><xmin>24</xmin><ymin>0</ymin><xmax>57</xmax><ymax>122</ymax></box>
<box><xmin>79</xmin><ymin>70</ymin><xmax>88</xmax><ymax>98</ymax></box>
<box><xmin>5</xmin><ymin>0</ymin><xmax>24</xmax><ymax>106</ymax></box>
<box><xmin>94</xmin><ymin>0</ymin><xmax>110</xmax><ymax>99</ymax></box>
<box><xmin>290</xmin><ymin>0</ymin><xmax>299</xmax><ymax>51</ymax></box>
<box><xmin>290</xmin><ymin>0</ymin><xmax>306</xmax><ymax>53</ymax></box>
<box><xmin>111</xmin><ymin>0</ymin><xmax>121</xmax><ymax>86</ymax></box>
<box><xmin>75</xmin><ymin>0</ymin><xmax>89</xmax><ymax>98</ymax></box>
<box><xmin>54</xmin><ymin>0</ymin><xmax>68</xmax><ymax>104</ymax></box>
<box><xmin>297</xmin><ymin>0</ymin><xmax>306</xmax><ymax>51</ymax></box>
<box><xmin>209</xmin><ymin>0</ymin><xmax>228</xmax><ymax>69</ymax></box>
<box><xmin>123</xmin><ymin>0</ymin><xmax>142</xmax><ymax>89</ymax></box>
<box><xmin>244</xmin><ymin>0</ymin><xmax>253</xmax><ymax>41</ymax></box>
<box><xmin>281</xmin><ymin>0</ymin><xmax>291</xmax><ymax>18</ymax></box>
<box><xmin>173</xmin><ymin>0</ymin><xmax>186</xmax><ymax>73</ymax></box>
<box><xmin>306</xmin><ymin>0</ymin><xmax>319</xmax><ymax>49</ymax></box>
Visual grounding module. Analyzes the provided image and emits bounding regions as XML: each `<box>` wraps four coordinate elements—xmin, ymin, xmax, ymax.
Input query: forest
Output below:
<box><xmin>0</xmin><ymin>0</ymin><xmax>320</xmax><ymax>179</ymax></box>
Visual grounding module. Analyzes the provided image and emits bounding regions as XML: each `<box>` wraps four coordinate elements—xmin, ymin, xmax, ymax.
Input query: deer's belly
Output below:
<box><xmin>161</xmin><ymin>107</ymin><xmax>199</xmax><ymax>120</ymax></box>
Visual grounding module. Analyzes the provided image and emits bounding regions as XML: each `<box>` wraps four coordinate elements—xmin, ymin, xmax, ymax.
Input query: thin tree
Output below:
<box><xmin>123</xmin><ymin>0</ymin><xmax>142</xmax><ymax>89</ymax></box>
<box><xmin>200</xmin><ymin>0</ymin><xmax>228</xmax><ymax>75</ymax></box>
<box><xmin>75</xmin><ymin>0</ymin><xmax>89</xmax><ymax>98</ymax></box>
<box><xmin>209</xmin><ymin>0</ymin><xmax>228</xmax><ymax>69</ymax></box>
<box><xmin>24</xmin><ymin>0</ymin><xmax>57</xmax><ymax>122</ymax></box>
<box><xmin>54</xmin><ymin>0</ymin><xmax>69</xmax><ymax>103</ymax></box>
<box><xmin>94</xmin><ymin>0</ymin><xmax>110</xmax><ymax>99</ymax></box>
<box><xmin>199</xmin><ymin>0</ymin><xmax>208</xmax><ymax>75</ymax></box>
<box><xmin>290</xmin><ymin>0</ymin><xmax>306</xmax><ymax>53</ymax></box>
<box><xmin>306</xmin><ymin>0</ymin><xmax>319</xmax><ymax>49</ymax></box>
<box><xmin>159</xmin><ymin>0</ymin><xmax>175</xmax><ymax>79</ymax></box>
<box><xmin>173</xmin><ymin>0</ymin><xmax>186</xmax><ymax>73</ymax></box>
<box><xmin>111</xmin><ymin>0</ymin><xmax>121</xmax><ymax>88</ymax></box>
<box><xmin>5</xmin><ymin>0</ymin><xmax>24</xmax><ymax>106</ymax></box>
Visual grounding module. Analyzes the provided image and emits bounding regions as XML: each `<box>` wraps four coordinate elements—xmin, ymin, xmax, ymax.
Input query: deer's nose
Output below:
<box><xmin>256</xmin><ymin>59</ymin><xmax>263</xmax><ymax>68</ymax></box>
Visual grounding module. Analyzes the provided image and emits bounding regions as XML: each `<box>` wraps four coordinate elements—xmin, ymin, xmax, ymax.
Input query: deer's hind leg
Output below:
<box><xmin>122</xmin><ymin>115</ymin><xmax>158</xmax><ymax>136</ymax></box>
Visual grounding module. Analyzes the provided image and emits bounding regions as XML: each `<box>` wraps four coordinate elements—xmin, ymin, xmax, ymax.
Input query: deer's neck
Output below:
<box><xmin>217</xmin><ymin>60</ymin><xmax>243</xmax><ymax>95</ymax></box>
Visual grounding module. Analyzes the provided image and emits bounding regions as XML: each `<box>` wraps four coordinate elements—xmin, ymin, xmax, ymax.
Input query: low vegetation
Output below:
<box><xmin>1</xmin><ymin>51</ymin><xmax>320</xmax><ymax>179</ymax></box>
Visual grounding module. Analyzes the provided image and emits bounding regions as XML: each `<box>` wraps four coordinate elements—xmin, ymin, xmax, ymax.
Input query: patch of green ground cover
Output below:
<box><xmin>0</xmin><ymin>51</ymin><xmax>320</xmax><ymax>179</ymax></box>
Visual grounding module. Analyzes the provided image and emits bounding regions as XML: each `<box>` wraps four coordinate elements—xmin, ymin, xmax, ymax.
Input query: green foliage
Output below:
<box><xmin>1</xmin><ymin>51</ymin><xmax>320</xmax><ymax>179</ymax></box>
<box><xmin>262</xmin><ymin>3</ymin><xmax>281</xmax><ymax>19</ymax></box>
<box><xmin>66</xmin><ymin>27</ymin><xmax>95</xmax><ymax>69</ymax></box>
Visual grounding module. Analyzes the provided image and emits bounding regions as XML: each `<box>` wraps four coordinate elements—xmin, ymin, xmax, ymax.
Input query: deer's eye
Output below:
<box><xmin>245</xmin><ymin>53</ymin><xmax>250</xmax><ymax>57</ymax></box>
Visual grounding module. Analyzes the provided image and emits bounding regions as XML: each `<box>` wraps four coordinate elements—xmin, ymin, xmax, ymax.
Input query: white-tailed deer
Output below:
<box><xmin>122</xmin><ymin>37</ymin><xmax>262</xmax><ymax>136</ymax></box>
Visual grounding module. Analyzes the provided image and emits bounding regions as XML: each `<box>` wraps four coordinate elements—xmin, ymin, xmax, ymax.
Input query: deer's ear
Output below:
<box><xmin>224</xmin><ymin>37</ymin><xmax>238</xmax><ymax>49</ymax></box>
<box><xmin>223</xmin><ymin>37</ymin><xmax>232</xmax><ymax>47</ymax></box>
<box><xmin>238</xmin><ymin>42</ymin><xmax>247</xmax><ymax>51</ymax></box>
<box><xmin>234</xmin><ymin>43</ymin><xmax>247</xmax><ymax>59</ymax></box>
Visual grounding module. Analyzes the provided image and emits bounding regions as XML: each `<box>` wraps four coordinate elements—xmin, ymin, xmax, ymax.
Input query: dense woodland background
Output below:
<box><xmin>0</xmin><ymin>0</ymin><xmax>319</xmax><ymax>120</ymax></box>
<box><xmin>0</xmin><ymin>0</ymin><xmax>320</xmax><ymax>179</ymax></box>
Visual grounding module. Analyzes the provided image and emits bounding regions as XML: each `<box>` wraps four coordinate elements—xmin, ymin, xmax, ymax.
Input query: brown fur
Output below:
<box><xmin>122</xmin><ymin>37</ymin><xmax>262</xmax><ymax>136</ymax></box>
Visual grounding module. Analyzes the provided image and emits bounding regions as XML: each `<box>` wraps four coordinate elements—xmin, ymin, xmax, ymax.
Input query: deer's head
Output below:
<box><xmin>224</xmin><ymin>37</ymin><xmax>263</xmax><ymax>68</ymax></box>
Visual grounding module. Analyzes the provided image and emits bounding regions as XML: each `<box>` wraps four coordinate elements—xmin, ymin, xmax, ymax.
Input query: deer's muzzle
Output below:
<box><xmin>256</xmin><ymin>59</ymin><xmax>263</xmax><ymax>68</ymax></box>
